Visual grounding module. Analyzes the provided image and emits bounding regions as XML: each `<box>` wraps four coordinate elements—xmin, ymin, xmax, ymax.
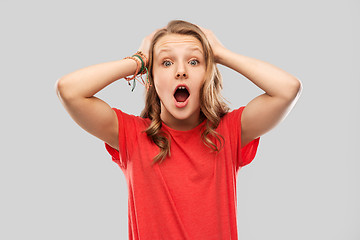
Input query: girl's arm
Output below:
<box><xmin>55</xmin><ymin>29</ymin><xmax>157</xmax><ymax>150</ymax></box>
<box><xmin>200</xmin><ymin>27</ymin><xmax>303</xmax><ymax>148</ymax></box>
<box><xmin>217</xmin><ymin>49</ymin><xmax>301</xmax><ymax>99</ymax></box>
<box><xmin>56</xmin><ymin>59</ymin><xmax>137</xmax><ymax>99</ymax></box>
<box><xmin>55</xmin><ymin>59</ymin><xmax>138</xmax><ymax>151</ymax></box>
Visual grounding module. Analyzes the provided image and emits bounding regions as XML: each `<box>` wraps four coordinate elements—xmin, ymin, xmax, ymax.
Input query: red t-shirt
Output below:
<box><xmin>105</xmin><ymin>106</ymin><xmax>260</xmax><ymax>240</ymax></box>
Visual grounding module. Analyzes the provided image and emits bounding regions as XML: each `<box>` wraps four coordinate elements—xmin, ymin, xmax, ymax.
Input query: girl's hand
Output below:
<box><xmin>137</xmin><ymin>28</ymin><xmax>164</xmax><ymax>66</ymax></box>
<box><xmin>198</xmin><ymin>26</ymin><xmax>227</xmax><ymax>63</ymax></box>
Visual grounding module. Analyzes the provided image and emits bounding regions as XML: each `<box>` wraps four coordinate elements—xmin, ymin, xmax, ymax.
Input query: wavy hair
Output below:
<box><xmin>140</xmin><ymin>20</ymin><xmax>230</xmax><ymax>165</ymax></box>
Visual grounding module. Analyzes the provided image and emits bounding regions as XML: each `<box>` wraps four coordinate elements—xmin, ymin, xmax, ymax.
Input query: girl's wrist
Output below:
<box><xmin>122</xmin><ymin>57</ymin><xmax>138</xmax><ymax>74</ymax></box>
<box><xmin>122</xmin><ymin>51</ymin><xmax>151</xmax><ymax>91</ymax></box>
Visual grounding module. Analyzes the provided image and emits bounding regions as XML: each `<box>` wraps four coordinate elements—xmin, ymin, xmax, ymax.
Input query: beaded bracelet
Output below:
<box><xmin>133</xmin><ymin>55</ymin><xmax>145</xmax><ymax>73</ymax></box>
<box><xmin>135</xmin><ymin>51</ymin><xmax>148</xmax><ymax>68</ymax></box>
<box><xmin>123</xmin><ymin>52</ymin><xmax>151</xmax><ymax>92</ymax></box>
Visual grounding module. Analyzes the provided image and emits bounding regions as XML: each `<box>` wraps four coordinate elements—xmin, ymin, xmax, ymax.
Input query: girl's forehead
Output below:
<box><xmin>154</xmin><ymin>34</ymin><xmax>203</xmax><ymax>53</ymax></box>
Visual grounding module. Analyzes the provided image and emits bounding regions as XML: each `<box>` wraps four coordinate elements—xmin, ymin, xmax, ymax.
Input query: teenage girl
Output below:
<box><xmin>56</xmin><ymin>20</ymin><xmax>302</xmax><ymax>240</ymax></box>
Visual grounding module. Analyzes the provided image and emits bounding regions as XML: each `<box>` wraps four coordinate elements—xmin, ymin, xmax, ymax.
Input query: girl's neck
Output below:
<box><xmin>161</xmin><ymin>111</ymin><xmax>205</xmax><ymax>131</ymax></box>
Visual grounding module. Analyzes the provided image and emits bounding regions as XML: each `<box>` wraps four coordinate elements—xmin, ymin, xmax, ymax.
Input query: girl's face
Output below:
<box><xmin>152</xmin><ymin>34</ymin><xmax>206</xmax><ymax>130</ymax></box>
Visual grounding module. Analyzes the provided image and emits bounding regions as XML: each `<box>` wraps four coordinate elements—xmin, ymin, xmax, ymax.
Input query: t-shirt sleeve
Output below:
<box><xmin>104</xmin><ymin>108</ymin><xmax>138</xmax><ymax>169</ymax></box>
<box><xmin>228</xmin><ymin>106</ymin><xmax>261</xmax><ymax>169</ymax></box>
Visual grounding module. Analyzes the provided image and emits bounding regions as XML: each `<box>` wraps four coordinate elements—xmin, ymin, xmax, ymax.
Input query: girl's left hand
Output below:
<box><xmin>137</xmin><ymin>28</ymin><xmax>165</xmax><ymax>66</ymax></box>
<box><xmin>198</xmin><ymin>26</ymin><xmax>226</xmax><ymax>63</ymax></box>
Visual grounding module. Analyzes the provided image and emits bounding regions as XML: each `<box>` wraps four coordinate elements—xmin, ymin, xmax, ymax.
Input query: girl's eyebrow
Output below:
<box><xmin>187</xmin><ymin>47</ymin><xmax>203</xmax><ymax>54</ymax></box>
<box><xmin>157</xmin><ymin>48</ymin><xmax>171</xmax><ymax>55</ymax></box>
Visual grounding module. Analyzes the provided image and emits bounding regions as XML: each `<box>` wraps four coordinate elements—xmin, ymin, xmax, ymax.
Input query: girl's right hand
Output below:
<box><xmin>137</xmin><ymin>28</ymin><xmax>165</xmax><ymax>66</ymax></box>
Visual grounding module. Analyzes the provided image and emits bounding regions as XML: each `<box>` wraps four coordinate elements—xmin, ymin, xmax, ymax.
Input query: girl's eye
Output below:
<box><xmin>189</xmin><ymin>59</ymin><xmax>199</xmax><ymax>66</ymax></box>
<box><xmin>162</xmin><ymin>60</ymin><xmax>173</xmax><ymax>67</ymax></box>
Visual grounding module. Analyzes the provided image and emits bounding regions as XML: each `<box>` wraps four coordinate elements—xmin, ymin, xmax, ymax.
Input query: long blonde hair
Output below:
<box><xmin>140</xmin><ymin>20</ymin><xmax>230</xmax><ymax>165</ymax></box>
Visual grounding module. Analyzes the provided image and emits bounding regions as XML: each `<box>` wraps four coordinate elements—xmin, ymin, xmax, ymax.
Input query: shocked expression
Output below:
<box><xmin>152</xmin><ymin>34</ymin><xmax>206</xmax><ymax>129</ymax></box>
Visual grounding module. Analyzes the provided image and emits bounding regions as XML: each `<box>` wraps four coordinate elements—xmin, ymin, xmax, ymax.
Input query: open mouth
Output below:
<box><xmin>174</xmin><ymin>86</ymin><xmax>190</xmax><ymax>103</ymax></box>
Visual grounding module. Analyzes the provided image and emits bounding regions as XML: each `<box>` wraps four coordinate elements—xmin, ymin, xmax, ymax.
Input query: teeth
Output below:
<box><xmin>178</xmin><ymin>86</ymin><xmax>186</xmax><ymax>90</ymax></box>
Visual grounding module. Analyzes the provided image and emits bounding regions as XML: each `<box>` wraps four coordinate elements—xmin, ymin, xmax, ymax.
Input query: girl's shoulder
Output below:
<box><xmin>111</xmin><ymin>107</ymin><xmax>151</xmax><ymax>130</ymax></box>
<box><xmin>221</xmin><ymin>106</ymin><xmax>246</xmax><ymax>122</ymax></box>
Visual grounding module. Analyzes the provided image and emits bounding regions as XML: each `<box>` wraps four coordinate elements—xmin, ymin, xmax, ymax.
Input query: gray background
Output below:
<box><xmin>1</xmin><ymin>0</ymin><xmax>359</xmax><ymax>239</ymax></box>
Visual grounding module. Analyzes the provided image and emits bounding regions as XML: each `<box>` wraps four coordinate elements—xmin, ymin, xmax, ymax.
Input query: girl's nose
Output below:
<box><xmin>176</xmin><ymin>72</ymin><xmax>188</xmax><ymax>79</ymax></box>
<box><xmin>175</xmin><ymin>62</ymin><xmax>188</xmax><ymax>79</ymax></box>
<box><xmin>176</xmin><ymin>67</ymin><xmax>188</xmax><ymax>79</ymax></box>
